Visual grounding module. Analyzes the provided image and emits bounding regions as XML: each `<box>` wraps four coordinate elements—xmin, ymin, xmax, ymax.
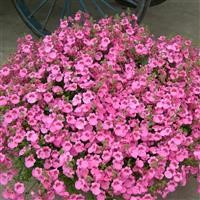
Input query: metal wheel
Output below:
<box><xmin>12</xmin><ymin>0</ymin><xmax>151</xmax><ymax>37</ymax></box>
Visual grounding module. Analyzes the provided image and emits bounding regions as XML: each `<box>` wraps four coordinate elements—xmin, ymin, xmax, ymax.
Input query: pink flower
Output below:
<box><xmin>26</xmin><ymin>131</ymin><xmax>38</xmax><ymax>142</ymax></box>
<box><xmin>37</xmin><ymin>146</ymin><xmax>51</xmax><ymax>159</ymax></box>
<box><xmin>83</xmin><ymin>91</ymin><xmax>94</xmax><ymax>104</ymax></box>
<box><xmin>80</xmin><ymin>130</ymin><xmax>92</xmax><ymax>142</ymax></box>
<box><xmin>111</xmin><ymin>179</ymin><xmax>123</xmax><ymax>193</ymax></box>
<box><xmin>0</xmin><ymin>96</ymin><xmax>7</xmax><ymax>106</ymax></box>
<box><xmin>1</xmin><ymin>67</ymin><xmax>10</xmax><ymax>76</ymax></box>
<box><xmin>66</xmin><ymin>115</ymin><xmax>76</xmax><ymax>125</ymax></box>
<box><xmin>101</xmin><ymin>37</ymin><xmax>110</xmax><ymax>48</ymax></box>
<box><xmin>43</xmin><ymin>92</ymin><xmax>53</xmax><ymax>103</ymax></box>
<box><xmin>194</xmin><ymin>150</ymin><xmax>200</xmax><ymax>160</ymax></box>
<box><xmin>160</xmin><ymin>128</ymin><xmax>172</xmax><ymax>136</ymax></box>
<box><xmin>62</xmin><ymin>141</ymin><xmax>72</xmax><ymax>152</ymax></box>
<box><xmin>10</xmin><ymin>94</ymin><xmax>20</xmax><ymax>105</ymax></box>
<box><xmin>164</xmin><ymin>169</ymin><xmax>173</xmax><ymax>179</ymax></box>
<box><xmin>75</xmin><ymin>179</ymin><xmax>84</xmax><ymax>190</ymax></box>
<box><xmin>135</xmin><ymin>43</ymin><xmax>147</xmax><ymax>55</ymax></box>
<box><xmin>14</xmin><ymin>182</ymin><xmax>25</xmax><ymax>194</ymax></box>
<box><xmin>26</xmin><ymin>92</ymin><xmax>38</xmax><ymax>104</ymax></box>
<box><xmin>114</xmin><ymin>124</ymin><xmax>127</xmax><ymax>137</ymax></box>
<box><xmin>19</xmin><ymin>68</ymin><xmax>28</xmax><ymax>77</ymax></box>
<box><xmin>75</xmin><ymin>30</ymin><xmax>84</xmax><ymax>39</ymax></box>
<box><xmin>48</xmin><ymin>169</ymin><xmax>59</xmax><ymax>181</ymax></box>
<box><xmin>4</xmin><ymin>112</ymin><xmax>14</xmax><ymax>124</ymax></box>
<box><xmin>91</xmin><ymin>182</ymin><xmax>101</xmax><ymax>195</ymax></box>
<box><xmin>72</xmin><ymin>94</ymin><xmax>82</xmax><ymax>106</ymax></box>
<box><xmin>102</xmin><ymin>150</ymin><xmax>112</xmax><ymax>162</ymax></box>
<box><xmin>50</xmin><ymin>120</ymin><xmax>63</xmax><ymax>132</ymax></box>
<box><xmin>0</xmin><ymin>173</ymin><xmax>9</xmax><ymax>185</ymax></box>
<box><xmin>53</xmin><ymin>180</ymin><xmax>65</xmax><ymax>194</ymax></box>
<box><xmin>153</xmin><ymin>114</ymin><xmax>164</xmax><ymax>124</ymax></box>
<box><xmin>158</xmin><ymin>146</ymin><xmax>169</xmax><ymax>157</ymax></box>
<box><xmin>87</xmin><ymin>113</ymin><xmax>98</xmax><ymax>126</ymax></box>
<box><xmin>75</xmin><ymin>117</ymin><xmax>86</xmax><ymax>130</ymax></box>
<box><xmin>130</xmin><ymin>147</ymin><xmax>138</xmax><ymax>159</ymax></box>
<box><xmin>25</xmin><ymin>154</ymin><xmax>36</xmax><ymax>168</ymax></box>
<box><xmin>0</xmin><ymin>153</ymin><xmax>5</xmax><ymax>162</ymax></box>
<box><xmin>48</xmin><ymin>51</ymin><xmax>57</xmax><ymax>60</ymax></box>
<box><xmin>63</xmin><ymin>103</ymin><xmax>73</xmax><ymax>113</ymax></box>
<box><xmin>113</xmin><ymin>151</ymin><xmax>123</xmax><ymax>162</ymax></box>
<box><xmin>174</xmin><ymin>172</ymin><xmax>182</xmax><ymax>182</ymax></box>
<box><xmin>22</xmin><ymin>44</ymin><xmax>31</xmax><ymax>53</ymax></box>
<box><xmin>32</xmin><ymin>167</ymin><xmax>42</xmax><ymax>179</ymax></box>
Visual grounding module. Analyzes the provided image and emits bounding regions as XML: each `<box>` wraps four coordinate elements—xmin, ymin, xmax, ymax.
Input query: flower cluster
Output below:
<box><xmin>0</xmin><ymin>11</ymin><xmax>200</xmax><ymax>200</ymax></box>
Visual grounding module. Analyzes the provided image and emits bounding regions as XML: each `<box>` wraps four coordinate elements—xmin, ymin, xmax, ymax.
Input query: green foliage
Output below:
<box><xmin>34</xmin><ymin>158</ymin><xmax>44</xmax><ymax>168</ymax></box>
<box><xmin>22</xmin><ymin>120</ymin><xmax>31</xmax><ymax>130</ymax></box>
<box><xmin>124</xmin><ymin>157</ymin><xmax>136</xmax><ymax>167</ymax></box>
<box><xmin>149</xmin><ymin>179</ymin><xmax>167</xmax><ymax>194</ymax></box>
<box><xmin>180</xmin><ymin>124</ymin><xmax>192</xmax><ymax>135</ymax></box>
<box><xmin>44</xmin><ymin>105</ymin><xmax>50</xmax><ymax>115</ymax></box>
<box><xmin>17</xmin><ymin>139</ymin><xmax>29</xmax><ymax>149</ymax></box>
<box><xmin>39</xmin><ymin>135</ymin><xmax>46</xmax><ymax>146</ymax></box>
<box><xmin>13</xmin><ymin>157</ymin><xmax>32</xmax><ymax>182</ymax></box>
<box><xmin>85</xmin><ymin>192</ymin><xmax>96</xmax><ymax>200</ymax></box>
<box><xmin>135</xmin><ymin>55</ymin><xmax>148</xmax><ymax>66</ymax></box>
<box><xmin>59</xmin><ymin>174</ymin><xmax>95</xmax><ymax>199</ymax></box>
<box><xmin>182</xmin><ymin>158</ymin><xmax>199</xmax><ymax>167</ymax></box>
<box><xmin>0</xmin><ymin>105</ymin><xmax>9</xmax><ymax>114</ymax></box>
<box><xmin>59</xmin><ymin>174</ymin><xmax>78</xmax><ymax>194</ymax></box>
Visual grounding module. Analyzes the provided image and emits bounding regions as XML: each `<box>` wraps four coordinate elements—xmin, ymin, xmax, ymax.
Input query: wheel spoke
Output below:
<box><xmin>79</xmin><ymin>0</ymin><xmax>88</xmax><ymax>13</ymax></box>
<box><xmin>42</xmin><ymin>0</ymin><xmax>57</xmax><ymax>30</ymax></box>
<box><xmin>61</xmin><ymin>0</ymin><xmax>71</xmax><ymax>18</ymax></box>
<box><xmin>100</xmin><ymin>0</ymin><xmax>120</xmax><ymax>13</ymax></box>
<box><xmin>28</xmin><ymin>0</ymin><xmax>49</xmax><ymax>18</ymax></box>
<box><xmin>126</xmin><ymin>0</ymin><xmax>138</xmax><ymax>7</ymax></box>
<box><xmin>91</xmin><ymin>0</ymin><xmax>106</xmax><ymax>17</ymax></box>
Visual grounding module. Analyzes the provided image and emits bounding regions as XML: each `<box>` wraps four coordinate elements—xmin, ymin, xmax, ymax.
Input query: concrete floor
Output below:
<box><xmin>0</xmin><ymin>0</ymin><xmax>200</xmax><ymax>200</ymax></box>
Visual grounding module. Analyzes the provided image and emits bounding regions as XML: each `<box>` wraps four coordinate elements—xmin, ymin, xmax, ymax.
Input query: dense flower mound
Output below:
<box><xmin>0</xmin><ymin>11</ymin><xmax>200</xmax><ymax>200</ymax></box>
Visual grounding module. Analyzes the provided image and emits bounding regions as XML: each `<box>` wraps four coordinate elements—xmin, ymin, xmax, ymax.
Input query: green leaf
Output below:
<box><xmin>13</xmin><ymin>157</ymin><xmax>32</xmax><ymax>182</ymax></box>
<box><xmin>85</xmin><ymin>192</ymin><xmax>96</xmax><ymax>200</ymax></box>
<box><xmin>59</xmin><ymin>174</ymin><xmax>78</xmax><ymax>194</ymax></box>
<box><xmin>180</xmin><ymin>124</ymin><xmax>192</xmax><ymax>135</ymax></box>
<box><xmin>182</xmin><ymin>158</ymin><xmax>199</xmax><ymax>167</ymax></box>
<box><xmin>148</xmin><ymin>179</ymin><xmax>167</xmax><ymax>194</ymax></box>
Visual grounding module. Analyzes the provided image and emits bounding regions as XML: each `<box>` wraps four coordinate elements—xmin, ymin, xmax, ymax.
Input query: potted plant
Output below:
<box><xmin>0</xmin><ymin>11</ymin><xmax>199</xmax><ymax>200</ymax></box>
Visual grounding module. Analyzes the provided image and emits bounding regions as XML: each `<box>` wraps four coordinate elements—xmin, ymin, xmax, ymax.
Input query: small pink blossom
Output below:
<box><xmin>14</xmin><ymin>182</ymin><xmax>25</xmax><ymax>194</ymax></box>
<box><xmin>43</xmin><ymin>92</ymin><xmax>53</xmax><ymax>103</ymax></box>
<box><xmin>26</xmin><ymin>131</ymin><xmax>38</xmax><ymax>142</ymax></box>
<box><xmin>91</xmin><ymin>182</ymin><xmax>101</xmax><ymax>195</ymax></box>
<box><xmin>87</xmin><ymin>113</ymin><xmax>98</xmax><ymax>126</ymax></box>
<box><xmin>194</xmin><ymin>150</ymin><xmax>200</xmax><ymax>160</ymax></box>
<box><xmin>26</xmin><ymin>92</ymin><xmax>38</xmax><ymax>104</ymax></box>
<box><xmin>0</xmin><ymin>96</ymin><xmax>7</xmax><ymax>106</ymax></box>
<box><xmin>25</xmin><ymin>155</ymin><xmax>36</xmax><ymax>168</ymax></box>
<box><xmin>164</xmin><ymin>169</ymin><xmax>173</xmax><ymax>179</ymax></box>
<box><xmin>111</xmin><ymin>179</ymin><xmax>123</xmax><ymax>193</ymax></box>
<box><xmin>75</xmin><ymin>117</ymin><xmax>86</xmax><ymax>130</ymax></box>
<box><xmin>53</xmin><ymin>180</ymin><xmax>65</xmax><ymax>194</ymax></box>
<box><xmin>101</xmin><ymin>37</ymin><xmax>110</xmax><ymax>48</ymax></box>
<box><xmin>1</xmin><ymin>67</ymin><xmax>10</xmax><ymax>76</ymax></box>
<box><xmin>114</xmin><ymin>124</ymin><xmax>127</xmax><ymax>137</ymax></box>
<box><xmin>32</xmin><ymin>167</ymin><xmax>43</xmax><ymax>179</ymax></box>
